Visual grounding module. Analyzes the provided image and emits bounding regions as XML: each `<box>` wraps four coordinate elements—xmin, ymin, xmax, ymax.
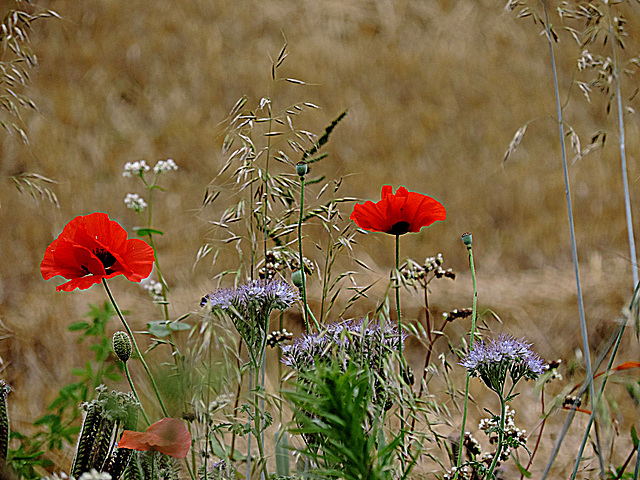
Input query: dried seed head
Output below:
<box><xmin>113</xmin><ymin>331</ymin><xmax>132</xmax><ymax>362</ymax></box>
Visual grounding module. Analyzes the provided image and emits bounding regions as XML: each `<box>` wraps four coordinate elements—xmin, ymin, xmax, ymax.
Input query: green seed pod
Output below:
<box><xmin>292</xmin><ymin>269</ymin><xmax>304</xmax><ymax>289</ymax></box>
<box><xmin>113</xmin><ymin>331</ymin><xmax>133</xmax><ymax>362</ymax></box>
<box><xmin>71</xmin><ymin>401</ymin><xmax>103</xmax><ymax>478</ymax></box>
<box><xmin>461</xmin><ymin>232</ymin><xmax>473</xmax><ymax>246</ymax></box>
<box><xmin>296</xmin><ymin>161</ymin><xmax>308</xmax><ymax>177</ymax></box>
<box><xmin>0</xmin><ymin>381</ymin><xmax>11</xmax><ymax>461</ymax></box>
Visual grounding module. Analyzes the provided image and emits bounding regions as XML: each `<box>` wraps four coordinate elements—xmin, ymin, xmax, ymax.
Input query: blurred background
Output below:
<box><xmin>0</xmin><ymin>0</ymin><xmax>639</xmax><ymax>476</ymax></box>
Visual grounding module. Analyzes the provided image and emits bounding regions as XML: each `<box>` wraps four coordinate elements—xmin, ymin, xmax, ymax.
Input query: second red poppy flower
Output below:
<box><xmin>350</xmin><ymin>185</ymin><xmax>446</xmax><ymax>235</ymax></box>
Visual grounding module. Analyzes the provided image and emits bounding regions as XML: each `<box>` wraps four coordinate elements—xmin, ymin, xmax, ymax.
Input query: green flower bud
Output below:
<box><xmin>296</xmin><ymin>162</ymin><xmax>308</xmax><ymax>177</ymax></box>
<box><xmin>292</xmin><ymin>269</ymin><xmax>304</xmax><ymax>289</ymax></box>
<box><xmin>113</xmin><ymin>331</ymin><xmax>132</xmax><ymax>362</ymax></box>
<box><xmin>461</xmin><ymin>232</ymin><xmax>472</xmax><ymax>246</ymax></box>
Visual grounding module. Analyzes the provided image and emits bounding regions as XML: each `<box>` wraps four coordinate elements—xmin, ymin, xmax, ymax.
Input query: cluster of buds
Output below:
<box><xmin>142</xmin><ymin>279</ymin><xmax>165</xmax><ymax>303</ymax></box>
<box><xmin>400</xmin><ymin>253</ymin><xmax>455</xmax><ymax>287</ymax></box>
<box><xmin>443</xmin><ymin>308</ymin><xmax>473</xmax><ymax>322</ymax></box>
<box><xmin>258</xmin><ymin>250</ymin><xmax>314</xmax><ymax>280</ymax></box>
<box><xmin>122</xmin><ymin>160</ymin><xmax>150</xmax><ymax>177</ymax></box>
<box><xmin>479</xmin><ymin>405</ymin><xmax>527</xmax><ymax>462</ymax></box>
<box><xmin>443</xmin><ymin>465</ymin><xmax>472</xmax><ymax>480</ymax></box>
<box><xmin>124</xmin><ymin>193</ymin><xmax>147</xmax><ymax>212</ymax></box>
<box><xmin>266</xmin><ymin>328</ymin><xmax>293</xmax><ymax>348</ymax></box>
<box><xmin>563</xmin><ymin>395</ymin><xmax>582</xmax><ymax>409</ymax></box>
<box><xmin>258</xmin><ymin>251</ymin><xmax>289</xmax><ymax>280</ymax></box>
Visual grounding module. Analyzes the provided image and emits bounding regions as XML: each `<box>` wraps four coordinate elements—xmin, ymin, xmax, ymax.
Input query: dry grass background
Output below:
<box><xmin>0</xmin><ymin>0</ymin><xmax>639</xmax><ymax>476</ymax></box>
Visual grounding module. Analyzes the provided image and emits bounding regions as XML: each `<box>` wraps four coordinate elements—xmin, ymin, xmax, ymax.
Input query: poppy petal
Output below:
<box><xmin>120</xmin><ymin>239</ymin><xmax>155</xmax><ymax>282</ymax></box>
<box><xmin>119</xmin><ymin>418</ymin><xmax>191</xmax><ymax>459</ymax></box>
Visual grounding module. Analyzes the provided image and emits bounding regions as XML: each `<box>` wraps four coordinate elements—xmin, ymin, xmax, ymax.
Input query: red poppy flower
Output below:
<box><xmin>118</xmin><ymin>418</ymin><xmax>191</xmax><ymax>459</ymax></box>
<box><xmin>41</xmin><ymin>212</ymin><xmax>155</xmax><ymax>292</ymax></box>
<box><xmin>350</xmin><ymin>185</ymin><xmax>446</xmax><ymax>235</ymax></box>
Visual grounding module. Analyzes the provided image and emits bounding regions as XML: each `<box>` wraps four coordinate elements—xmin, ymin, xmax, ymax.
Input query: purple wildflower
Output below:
<box><xmin>201</xmin><ymin>279</ymin><xmax>299</xmax><ymax>366</ymax></box>
<box><xmin>282</xmin><ymin>319</ymin><xmax>406</xmax><ymax>408</ymax></box>
<box><xmin>460</xmin><ymin>334</ymin><xmax>547</xmax><ymax>393</ymax></box>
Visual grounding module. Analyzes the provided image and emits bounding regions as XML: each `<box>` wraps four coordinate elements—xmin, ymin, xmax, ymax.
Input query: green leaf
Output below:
<box><xmin>168</xmin><ymin>322</ymin><xmax>191</xmax><ymax>332</ymax></box>
<box><xmin>134</xmin><ymin>227</ymin><xmax>164</xmax><ymax>236</ymax></box>
<box><xmin>68</xmin><ymin>321</ymin><xmax>90</xmax><ymax>331</ymax></box>
<box><xmin>631</xmin><ymin>425</ymin><xmax>639</xmax><ymax>449</ymax></box>
<box><xmin>514</xmin><ymin>457</ymin><xmax>532</xmax><ymax>478</ymax></box>
<box><xmin>147</xmin><ymin>321</ymin><xmax>171</xmax><ymax>337</ymax></box>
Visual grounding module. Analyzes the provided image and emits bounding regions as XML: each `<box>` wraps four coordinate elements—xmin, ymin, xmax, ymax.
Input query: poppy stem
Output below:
<box><xmin>455</xmin><ymin>234</ymin><xmax>477</xmax><ymax>478</ymax></box>
<box><xmin>102</xmin><ymin>279</ymin><xmax>170</xmax><ymax>418</ymax></box>
<box><xmin>395</xmin><ymin>234</ymin><xmax>401</xmax><ymax>349</ymax></box>
<box><xmin>297</xmin><ymin>166</ymin><xmax>309</xmax><ymax>333</ymax></box>
<box><xmin>394</xmin><ymin>233</ymin><xmax>407</xmax><ymax>469</ymax></box>
<box><xmin>123</xmin><ymin>362</ymin><xmax>151</xmax><ymax>426</ymax></box>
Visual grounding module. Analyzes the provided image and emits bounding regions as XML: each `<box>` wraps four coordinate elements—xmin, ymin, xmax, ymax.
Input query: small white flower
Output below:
<box><xmin>143</xmin><ymin>279</ymin><xmax>165</xmax><ymax>302</ymax></box>
<box><xmin>153</xmin><ymin>158</ymin><xmax>178</xmax><ymax>174</ymax></box>
<box><xmin>122</xmin><ymin>160</ymin><xmax>150</xmax><ymax>177</ymax></box>
<box><xmin>79</xmin><ymin>470</ymin><xmax>112</xmax><ymax>480</ymax></box>
<box><xmin>124</xmin><ymin>193</ymin><xmax>147</xmax><ymax>212</ymax></box>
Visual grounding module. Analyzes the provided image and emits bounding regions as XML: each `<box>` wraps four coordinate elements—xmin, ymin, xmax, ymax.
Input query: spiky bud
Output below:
<box><xmin>113</xmin><ymin>331</ymin><xmax>132</xmax><ymax>362</ymax></box>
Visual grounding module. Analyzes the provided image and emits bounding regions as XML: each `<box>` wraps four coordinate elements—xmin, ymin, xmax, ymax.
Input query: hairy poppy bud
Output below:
<box><xmin>461</xmin><ymin>232</ymin><xmax>472</xmax><ymax>246</ymax></box>
<box><xmin>296</xmin><ymin>162</ymin><xmax>308</xmax><ymax>177</ymax></box>
<box><xmin>113</xmin><ymin>331</ymin><xmax>132</xmax><ymax>362</ymax></box>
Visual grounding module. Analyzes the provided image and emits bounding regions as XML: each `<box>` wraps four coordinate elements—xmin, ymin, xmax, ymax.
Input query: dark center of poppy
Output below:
<box><xmin>93</xmin><ymin>248</ymin><xmax>117</xmax><ymax>272</ymax></box>
<box><xmin>387</xmin><ymin>221</ymin><xmax>410</xmax><ymax>236</ymax></box>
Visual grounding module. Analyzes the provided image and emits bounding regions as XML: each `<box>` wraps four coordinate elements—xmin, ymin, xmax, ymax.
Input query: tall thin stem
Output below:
<box><xmin>395</xmin><ymin>234</ymin><xmax>403</xmax><ymax>361</ymax></box>
<box><xmin>102</xmin><ymin>279</ymin><xmax>169</xmax><ymax>417</ymax></box>
<box><xmin>123</xmin><ymin>363</ymin><xmax>150</xmax><ymax>426</ymax></box>
<box><xmin>394</xmin><ymin>233</ymin><xmax>407</xmax><ymax>470</ymax></box>
<box><xmin>539</xmin><ymin>1</ymin><xmax>600</xmax><ymax>476</ymax></box>
<box><xmin>486</xmin><ymin>396</ymin><xmax>507</xmax><ymax>480</ymax></box>
<box><xmin>607</xmin><ymin>2</ymin><xmax>638</xmax><ymax>288</ymax></box>
<box><xmin>297</xmin><ymin>166</ymin><xmax>309</xmax><ymax>333</ymax></box>
<box><xmin>456</xmin><ymin>234</ymin><xmax>478</xmax><ymax>474</ymax></box>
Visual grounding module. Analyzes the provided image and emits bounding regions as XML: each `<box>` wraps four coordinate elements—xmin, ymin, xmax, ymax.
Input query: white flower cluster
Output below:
<box><xmin>122</xmin><ymin>160</ymin><xmax>150</xmax><ymax>177</ymax></box>
<box><xmin>43</xmin><ymin>470</ymin><xmax>112</xmax><ymax>480</ymax></box>
<box><xmin>124</xmin><ymin>193</ymin><xmax>147</xmax><ymax>212</ymax></box>
<box><xmin>153</xmin><ymin>158</ymin><xmax>178</xmax><ymax>174</ymax></box>
<box><xmin>143</xmin><ymin>279</ymin><xmax>165</xmax><ymax>303</ymax></box>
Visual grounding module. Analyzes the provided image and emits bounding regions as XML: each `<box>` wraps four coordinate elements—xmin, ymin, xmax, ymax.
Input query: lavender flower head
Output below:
<box><xmin>201</xmin><ymin>279</ymin><xmax>298</xmax><ymax>321</ymax></box>
<box><xmin>460</xmin><ymin>334</ymin><xmax>547</xmax><ymax>394</ymax></box>
<box><xmin>281</xmin><ymin>318</ymin><xmax>406</xmax><ymax>370</ymax></box>
<box><xmin>201</xmin><ymin>279</ymin><xmax>299</xmax><ymax>365</ymax></box>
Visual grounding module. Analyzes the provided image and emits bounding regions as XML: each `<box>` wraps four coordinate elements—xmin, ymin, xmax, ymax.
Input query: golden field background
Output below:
<box><xmin>0</xmin><ymin>0</ymin><xmax>639</xmax><ymax>477</ymax></box>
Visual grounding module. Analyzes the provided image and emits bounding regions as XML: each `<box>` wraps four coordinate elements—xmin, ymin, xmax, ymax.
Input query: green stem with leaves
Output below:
<box><xmin>102</xmin><ymin>279</ymin><xmax>169</xmax><ymax>417</ymax></box>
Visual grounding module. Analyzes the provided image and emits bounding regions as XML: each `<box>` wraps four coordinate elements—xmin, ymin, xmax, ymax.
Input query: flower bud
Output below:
<box><xmin>292</xmin><ymin>269</ymin><xmax>304</xmax><ymax>289</ymax></box>
<box><xmin>461</xmin><ymin>232</ymin><xmax>472</xmax><ymax>246</ymax></box>
<box><xmin>296</xmin><ymin>162</ymin><xmax>308</xmax><ymax>177</ymax></box>
<box><xmin>113</xmin><ymin>331</ymin><xmax>133</xmax><ymax>362</ymax></box>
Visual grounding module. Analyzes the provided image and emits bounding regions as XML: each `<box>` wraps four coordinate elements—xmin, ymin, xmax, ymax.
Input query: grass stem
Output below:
<box><xmin>539</xmin><ymin>2</ymin><xmax>600</xmax><ymax>476</ymax></box>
